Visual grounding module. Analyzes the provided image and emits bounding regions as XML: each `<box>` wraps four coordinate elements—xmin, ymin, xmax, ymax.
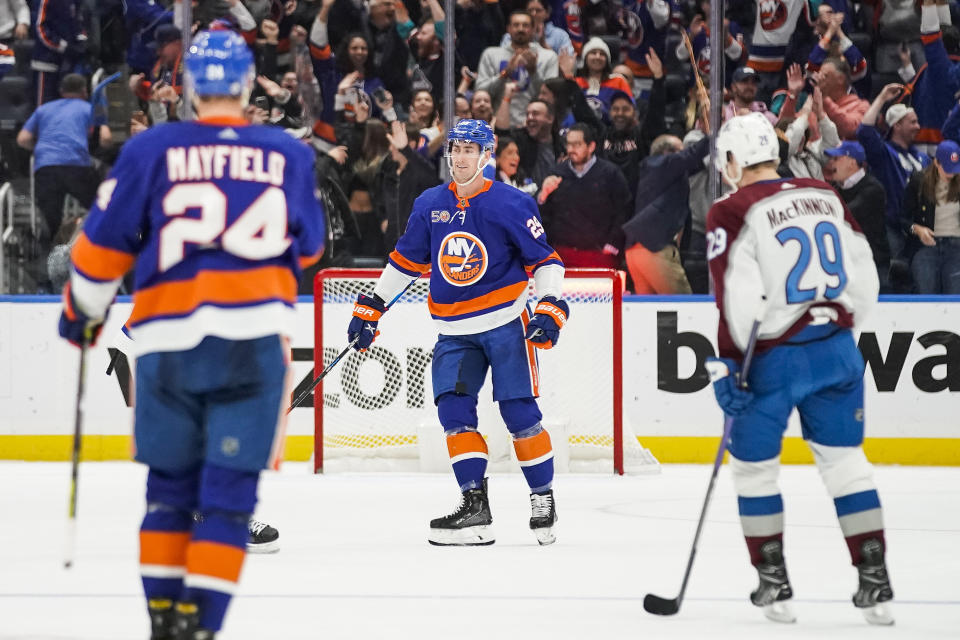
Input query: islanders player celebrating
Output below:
<box><xmin>347</xmin><ymin>119</ymin><xmax>568</xmax><ymax>546</ymax></box>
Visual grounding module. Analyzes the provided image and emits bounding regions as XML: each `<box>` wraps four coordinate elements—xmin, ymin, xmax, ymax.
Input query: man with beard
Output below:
<box><xmin>598</xmin><ymin>49</ymin><xmax>666</xmax><ymax>206</ymax></box>
<box><xmin>495</xmin><ymin>86</ymin><xmax>564</xmax><ymax>187</ymax></box>
<box><xmin>723</xmin><ymin>66</ymin><xmax>777</xmax><ymax>124</ymax></box>
<box><xmin>477</xmin><ymin>10</ymin><xmax>559</xmax><ymax>127</ymax></box>
<box><xmin>538</xmin><ymin>123</ymin><xmax>631</xmax><ymax>268</ymax></box>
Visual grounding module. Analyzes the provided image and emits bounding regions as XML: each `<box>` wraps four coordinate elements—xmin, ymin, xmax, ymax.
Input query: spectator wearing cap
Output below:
<box><xmin>121</xmin><ymin>0</ymin><xmax>174</xmax><ymax>75</ymax></box>
<box><xmin>537</xmin><ymin>122</ymin><xmax>631</xmax><ymax>269</ymax></box>
<box><xmin>903</xmin><ymin>140</ymin><xmax>960</xmax><ymax>294</ymax></box>
<box><xmin>16</xmin><ymin>73</ymin><xmax>110</xmax><ymax>264</ymax></box>
<box><xmin>857</xmin><ymin>83</ymin><xmax>931</xmax><ymax>284</ymax></box>
<box><xmin>723</xmin><ymin>67</ymin><xmax>777</xmax><ymax>124</ymax></box>
<box><xmin>814</xmin><ymin>57</ymin><xmax>869</xmax><ymax>140</ymax></box>
<box><xmin>574</xmin><ymin>37</ymin><xmax>635</xmax><ymax>125</ymax></box>
<box><xmin>825</xmin><ymin>141</ymin><xmax>891</xmax><ymax>290</ymax></box>
<box><xmin>621</xmin><ymin>131</ymin><xmax>712</xmax><ymax>294</ymax></box>
<box><xmin>129</xmin><ymin>23</ymin><xmax>183</xmax><ymax>124</ymax></box>
<box><xmin>598</xmin><ymin>64</ymin><xmax>666</xmax><ymax>207</ymax></box>
<box><xmin>476</xmin><ymin>10</ymin><xmax>559</xmax><ymax>128</ymax></box>
<box><xmin>501</xmin><ymin>0</ymin><xmax>574</xmax><ymax>58</ymax></box>
<box><xmin>30</xmin><ymin>0</ymin><xmax>89</xmax><ymax>105</ymax></box>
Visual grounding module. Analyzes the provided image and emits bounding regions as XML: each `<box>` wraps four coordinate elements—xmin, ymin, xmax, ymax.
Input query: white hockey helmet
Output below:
<box><xmin>715</xmin><ymin>112</ymin><xmax>780</xmax><ymax>187</ymax></box>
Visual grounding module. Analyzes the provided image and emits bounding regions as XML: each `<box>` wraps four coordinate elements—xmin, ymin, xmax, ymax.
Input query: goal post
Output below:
<box><xmin>312</xmin><ymin>267</ymin><xmax>658</xmax><ymax>475</ymax></box>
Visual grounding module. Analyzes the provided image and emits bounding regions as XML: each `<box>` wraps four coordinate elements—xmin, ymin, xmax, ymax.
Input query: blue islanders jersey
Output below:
<box><xmin>69</xmin><ymin>116</ymin><xmax>326</xmax><ymax>356</ymax></box>
<box><xmin>388</xmin><ymin>179</ymin><xmax>563</xmax><ymax>335</ymax></box>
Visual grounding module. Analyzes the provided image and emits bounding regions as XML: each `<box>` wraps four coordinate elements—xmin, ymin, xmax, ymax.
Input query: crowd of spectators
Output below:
<box><xmin>2</xmin><ymin>0</ymin><xmax>960</xmax><ymax>295</ymax></box>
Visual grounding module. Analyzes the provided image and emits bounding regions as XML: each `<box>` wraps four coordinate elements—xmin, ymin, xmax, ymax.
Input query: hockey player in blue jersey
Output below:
<box><xmin>347</xmin><ymin>119</ymin><xmax>568</xmax><ymax>546</ymax></box>
<box><xmin>705</xmin><ymin>113</ymin><xmax>893</xmax><ymax>625</ymax></box>
<box><xmin>57</xmin><ymin>30</ymin><xmax>325</xmax><ymax>639</ymax></box>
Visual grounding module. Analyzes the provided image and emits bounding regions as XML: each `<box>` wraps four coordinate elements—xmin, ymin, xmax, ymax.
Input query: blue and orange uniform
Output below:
<box><xmin>58</xmin><ymin>31</ymin><xmax>325</xmax><ymax>636</ymax></box>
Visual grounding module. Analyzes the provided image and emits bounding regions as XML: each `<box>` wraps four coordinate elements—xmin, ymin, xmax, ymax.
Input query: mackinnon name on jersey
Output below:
<box><xmin>764</xmin><ymin>196</ymin><xmax>841</xmax><ymax>229</ymax></box>
<box><xmin>166</xmin><ymin>145</ymin><xmax>286</xmax><ymax>186</ymax></box>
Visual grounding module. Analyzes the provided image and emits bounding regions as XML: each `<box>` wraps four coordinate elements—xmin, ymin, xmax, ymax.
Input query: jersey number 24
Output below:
<box><xmin>160</xmin><ymin>182</ymin><xmax>291</xmax><ymax>271</ymax></box>
<box><xmin>775</xmin><ymin>221</ymin><xmax>848</xmax><ymax>303</ymax></box>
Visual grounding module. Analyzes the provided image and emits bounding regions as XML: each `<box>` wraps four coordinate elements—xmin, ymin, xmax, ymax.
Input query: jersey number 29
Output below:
<box><xmin>160</xmin><ymin>182</ymin><xmax>291</xmax><ymax>271</ymax></box>
<box><xmin>775</xmin><ymin>221</ymin><xmax>848</xmax><ymax>303</ymax></box>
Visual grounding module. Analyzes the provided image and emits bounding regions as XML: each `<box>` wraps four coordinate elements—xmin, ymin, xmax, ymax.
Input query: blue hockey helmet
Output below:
<box><xmin>447</xmin><ymin>119</ymin><xmax>496</xmax><ymax>153</ymax></box>
<box><xmin>185</xmin><ymin>30</ymin><xmax>255</xmax><ymax>98</ymax></box>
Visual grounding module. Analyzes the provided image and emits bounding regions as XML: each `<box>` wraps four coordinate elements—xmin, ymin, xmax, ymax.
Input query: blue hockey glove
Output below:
<box><xmin>58</xmin><ymin>282</ymin><xmax>107</xmax><ymax>348</ymax></box>
<box><xmin>347</xmin><ymin>293</ymin><xmax>386</xmax><ymax>351</ymax></box>
<box><xmin>705</xmin><ymin>356</ymin><xmax>753</xmax><ymax>417</ymax></box>
<box><xmin>524</xmin><ymin>297</ymin><xmax>570</xmax><ymax>349</ymax></box>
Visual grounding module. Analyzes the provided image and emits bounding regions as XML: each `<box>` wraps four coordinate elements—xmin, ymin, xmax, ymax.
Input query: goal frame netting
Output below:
<box><xmin>312</xmin><ymin>267</ymin><xmax>633</xmax><ymax>475</ymax></box>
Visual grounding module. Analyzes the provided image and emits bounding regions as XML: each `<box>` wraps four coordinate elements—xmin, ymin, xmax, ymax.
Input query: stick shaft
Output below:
<box><xmin>64</xmin><ymin>338</ymin><xmax>89</xmax><ymax>568</ymax></box>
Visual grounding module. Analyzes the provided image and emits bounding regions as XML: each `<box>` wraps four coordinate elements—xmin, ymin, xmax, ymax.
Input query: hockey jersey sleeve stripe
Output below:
<box><xmin>71</xmin><ymin>233</ymin><xmax>137</xmax><ymax>282</ymax></box>
<box><xmin>388</xmin><ymin>250</ymin><xmax>430</xmax><ymax>276</ymax></box>
<box><xmin>140</xmin><ymin>531</ymin><xmax>190</xmax><ymax>567</ymax></box>
<box><xmin>128</xmin><ymin>266</ymin><xmax>297</xmax><ymax>327</ymax></box>
<box><xmin>309</xmin><ymin>42</ymin><xmax>332</xmax><ymax>60</ymax></box>
<box><xmin>525</xmin><ymin>251</ymin><xmax>563</xmax><ymax>273</ymax></box>
<box><xmin>185</xmin><ymin>540</ymin><xmax>245</xmax><ymax>582</ymax></box>
<box><xmin>427</xmin><ymin>280</ymin><xmax>528</xmax><ymax>319</ymax></box>
<box><xmin>299</xmin><ymin>248</ymin><xmax>324</xmax><ymax>269</ymax></box>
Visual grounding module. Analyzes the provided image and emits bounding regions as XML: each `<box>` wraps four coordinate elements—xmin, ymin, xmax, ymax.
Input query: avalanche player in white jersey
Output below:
<box><xmin>58</xmin><ymin>30</ymin><xmax>325</xmax><ymax>639</ymax></box>
<box><xmin>346</xmin><ymin>119</ymin><xmax>568</xmax><ymax>546</ymax></box>
<box><xmin>705</xmin><ymin>113</ymin><xmax>893</xmax><ymax>625</ymax></box>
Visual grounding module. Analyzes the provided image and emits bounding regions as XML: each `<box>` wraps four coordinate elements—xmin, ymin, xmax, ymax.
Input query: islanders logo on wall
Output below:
<box><xmin>438</xmin><ymin>231</ymin><xmax>488</xmax><ymax>286</ymax></box>
<box><xmin>759</xmin><ymin>0</ymin><xmax>789</xmax><ymax>31</ymax></box>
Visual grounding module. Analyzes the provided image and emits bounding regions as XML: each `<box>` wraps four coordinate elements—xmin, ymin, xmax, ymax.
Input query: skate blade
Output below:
<box><xmin>861</xmin><ymin>602</ymin><xmax>894</xmax><ymax>626</ymax></box>
<box><xmin>246</xmin><ymin>540</ymin><xmax>280</xmax><ymax>554</ymax></box>
<box><xmin>762</xmin><ymin>601</ymin><xmax>796</xmax><ymax>624</ymax></box>
<box><xmin>428</xmin><ymin>525</ymin><xmax>495</xmax><ymax>546</ymax></box>
<box><xmin>533</xmin><ymin>526</ymin><xmax>556</xmax><ymax>545</ymax></box>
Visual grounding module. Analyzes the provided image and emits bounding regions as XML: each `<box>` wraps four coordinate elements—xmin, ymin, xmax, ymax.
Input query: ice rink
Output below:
<box><xmin>1</xmin><ymin>461</ymin><xmax>957</xmax><ymax>639</ymax></box>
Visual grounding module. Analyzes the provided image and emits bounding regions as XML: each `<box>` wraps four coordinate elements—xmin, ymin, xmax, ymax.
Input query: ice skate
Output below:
<box><xmin>428</xmin><ymin>478</ymin><xmax>494</xmax><ymax>546</ymax></box>
<box><xmin>148</xmin><ymin>598</ymin><xmax>175</xmax><ymax>640</ymax></box>
<box><xmin>750</xmin><ymin>540</ymin><xmax>796</xmax><ymax>623</ymax></box>
<box><xmin>529</xmin><ymin>489</ymin><xmax>557</xmax><ymax>545</ymax></box>
<box><xmin>853</xmin><ymin>538</ymin><xmax>894</xmax><ymax>625</ymax></box>
<box><xmin>172</xmin><ymin>601</ymin><xmax>216</xmax><ymax>639</ymax></box>
<box><xmin>247</xmin><ymin>518</ymin><xmax>279</xmax><ymax>554</ymax></box>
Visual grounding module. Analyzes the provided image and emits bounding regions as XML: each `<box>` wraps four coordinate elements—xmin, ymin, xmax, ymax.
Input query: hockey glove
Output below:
<box><xmin>705</xmin><ymin>356</ymin><xmax>754</xmax><ymax>417</ymax></box>
<box><xmin>347</xmin><ymin>293</ymin><xmax>386</xmax><ymax>351</ymax></box>
<box><xmin>524</xmin><ymin>296</ymin><xmax>570</xmax><ymax>349</ymax></box>
<box><xmin>58</xmin><ymin>282</ymin><xmax>106</xmax><ymax>348</ymax></box>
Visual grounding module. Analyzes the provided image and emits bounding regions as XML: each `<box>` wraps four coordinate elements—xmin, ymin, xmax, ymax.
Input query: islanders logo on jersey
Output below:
<box><xmin>438</xmin><ymin>231</ymin><xmax>488</xmax><ymax>286</ymax></box>
<box><xmin>759</xmin><ymin>0</ymin><xmax>789</xmax><ymax>31</ymax></box>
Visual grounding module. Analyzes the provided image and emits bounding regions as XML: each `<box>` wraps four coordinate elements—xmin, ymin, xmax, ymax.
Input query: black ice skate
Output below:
<box><xmin>247</xmin><ymin>518</ymin><xmax>280</xmax><ymax>554</ymax></box>
<box><xmin>529</xmin><ymin>489</ymin><xmax>557</xmax><ymax>545</ymax></box>
<box><xmin>428</xmin><ymin>478</ymin><xmax>494</xmax><ymax>546</ymax></box>
<box><xmin>853</xmin><ymin>538</ymin><xmax>894</xmax><ymax>625</ymax></box>
<box><xmin>148</xmin><ymin>598</ymin><xmax>175</xmax><ymax>640</ymax></box>
<box><xmin>750</xmin><ymin>540</ymin><xmax>796</xmax><ymax>623</ymax></box>
<box><xmin>172</xmin><ymin>601</ymin><xmax>216</xmax><ymax>639</ymax></box>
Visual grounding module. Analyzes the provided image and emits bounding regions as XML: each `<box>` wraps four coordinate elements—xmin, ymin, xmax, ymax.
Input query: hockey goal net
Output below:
<box><xmin>312</xmin><ymin>268</ymin><xmax>658</xmax><ymax>475</ymax></box>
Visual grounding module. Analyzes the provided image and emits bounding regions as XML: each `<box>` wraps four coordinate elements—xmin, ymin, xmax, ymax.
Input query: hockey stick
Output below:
<box><xmin>643</xmin><ymin>306</ymin><xmax>765</xmax><ymax>616</ymax></box>
<box><xmin>64</xmin><ymin>328</ymin><xmax>92</xmax><ymax>569</ymax></box>
<box><xmin>286</xmin><ymin>277</ymin><xmax>419</xmax><ymax>413</ymax></box>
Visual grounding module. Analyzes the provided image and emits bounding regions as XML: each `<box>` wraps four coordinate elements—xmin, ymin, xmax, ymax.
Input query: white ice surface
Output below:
<box><xmin>1</xmin><ymin>462</ymin><xmax>957</xmax><ymax>639</ymax></box>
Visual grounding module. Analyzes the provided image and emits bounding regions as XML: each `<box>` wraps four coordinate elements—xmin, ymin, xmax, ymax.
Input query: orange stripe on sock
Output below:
<box><xmin>186</xmin><ymin>541</ymin><xmax>246</xmax><ymax>583</ymax></box>
<box><xmin>513</xmin><ymin>430</ymin><xmax>552</xmax><ymax>462</ymax></box>
<box><xmin>140</xmin><ymin>531</ymin><xmax>190</xmax><ymax>566</ymax></box>
<box><xmin>446</xmin><ymin>431</ymin><xmax>488</xmax><ymax>458</ymax></box>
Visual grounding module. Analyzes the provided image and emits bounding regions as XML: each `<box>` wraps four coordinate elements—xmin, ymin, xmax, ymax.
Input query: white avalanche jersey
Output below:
<box><xmin>706</xmin><ymin>177</ymin><xmax>879</xmax><ymax>359</ymax></box>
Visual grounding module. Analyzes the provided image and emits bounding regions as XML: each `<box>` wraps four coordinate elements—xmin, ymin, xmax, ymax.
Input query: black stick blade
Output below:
<box><xmin>643</xmin><ymin>593</ymin><xmax>680</xmax><ymax>616</ymax></box>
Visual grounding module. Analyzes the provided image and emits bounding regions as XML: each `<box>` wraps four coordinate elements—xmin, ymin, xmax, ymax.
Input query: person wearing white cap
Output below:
<box><xmin>574</xmin><ymin>36</ymin><xmax>636</xmax><ymax>124</ymax></box>
<box><xmin>903</xmin><ymin>139</ymin><xmax>960</xmax><ymax>293</ymax></box>
<box><xmin>856</xmin><ymin>83</ymin><xmax>931</xmax><ymax>291</ymax></box>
